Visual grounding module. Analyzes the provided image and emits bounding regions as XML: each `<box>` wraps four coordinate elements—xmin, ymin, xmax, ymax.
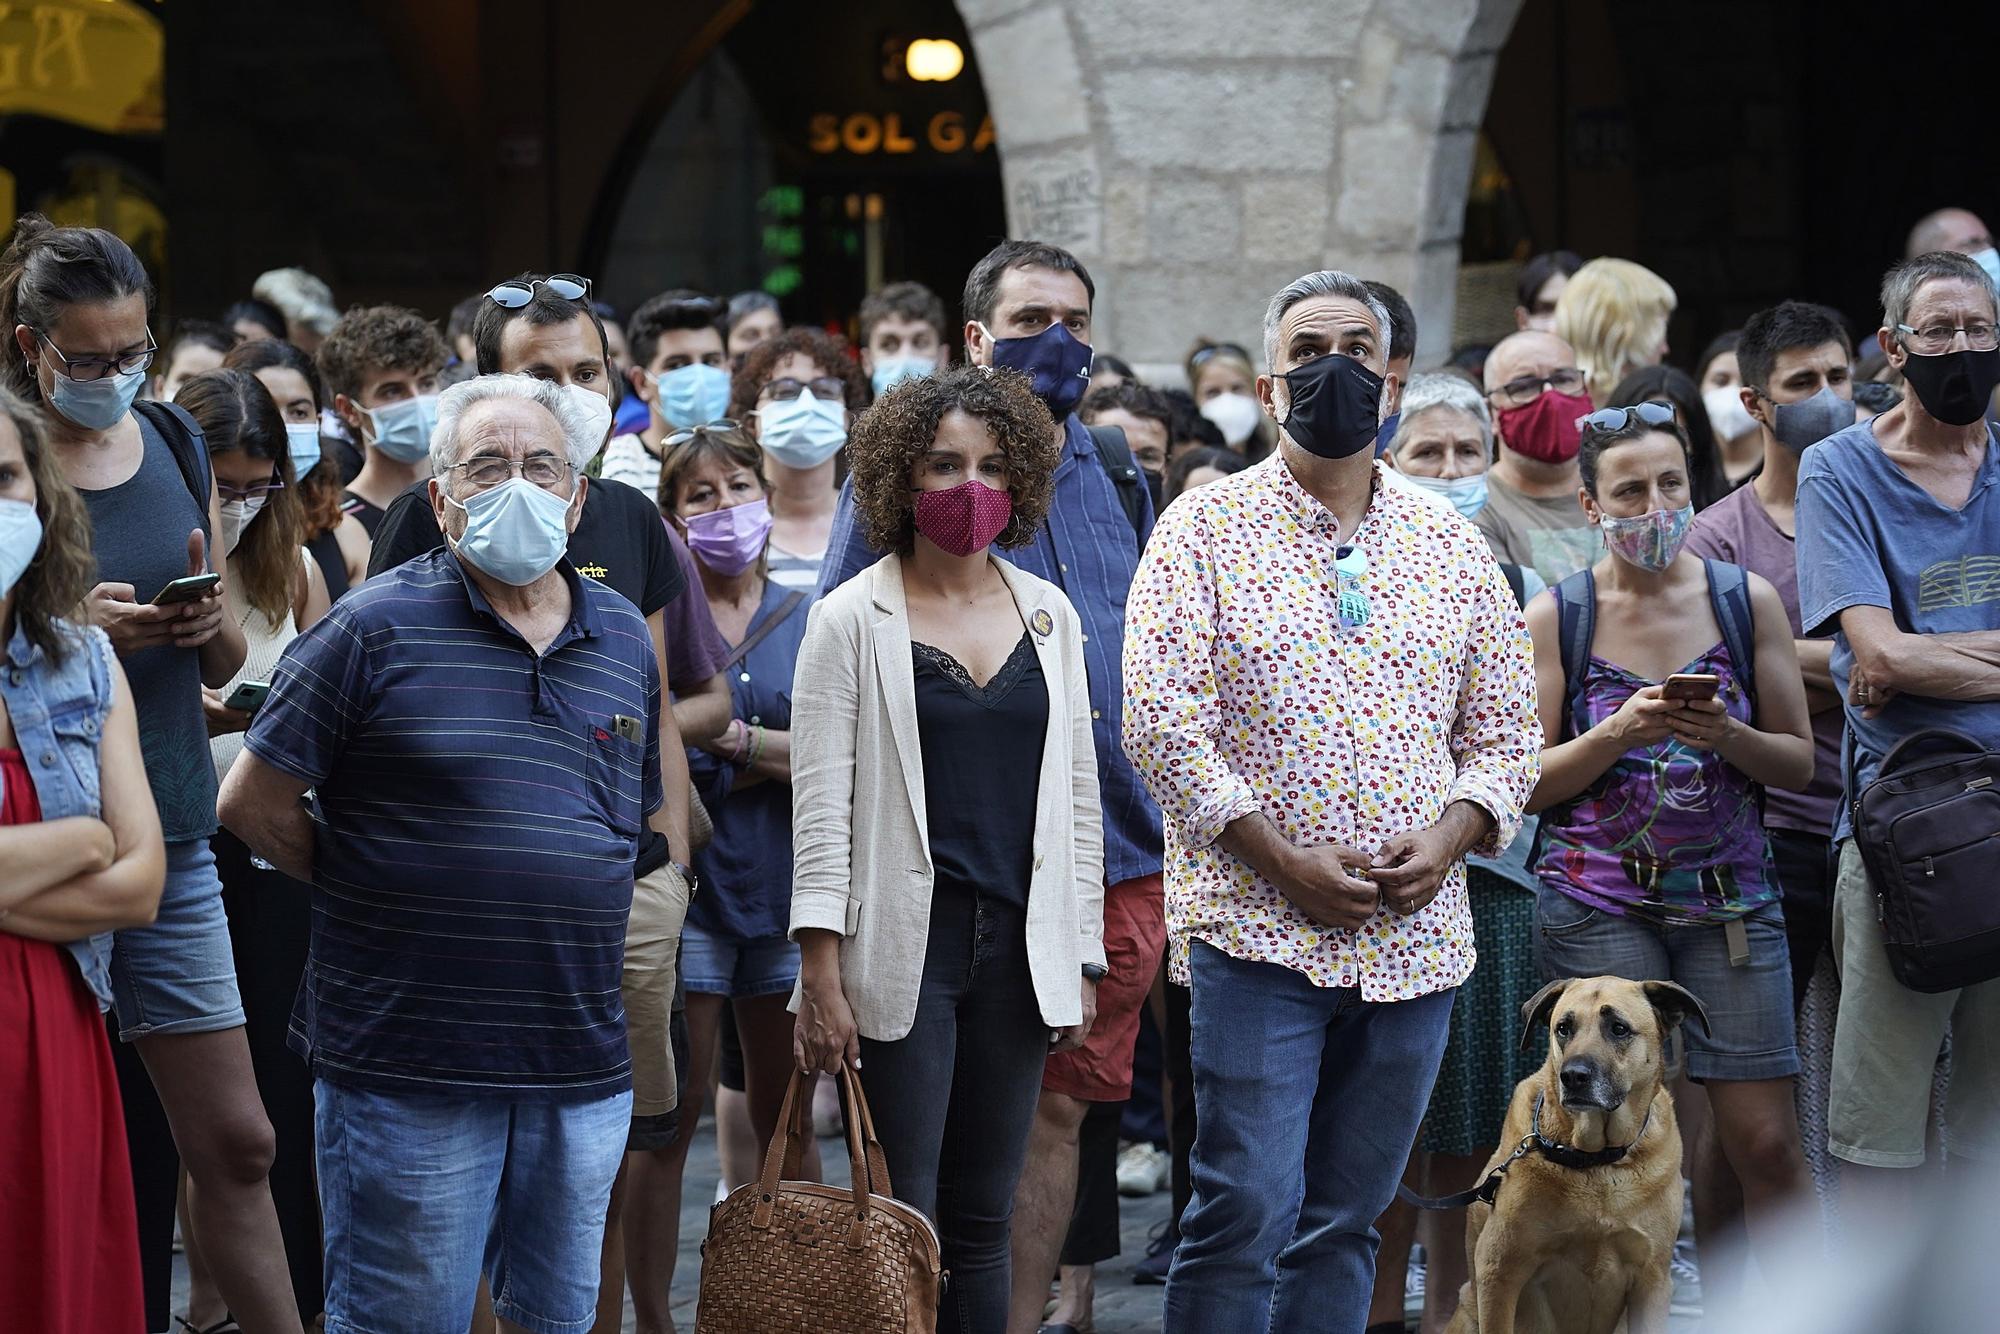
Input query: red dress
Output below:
<box><xmin>0</xmin><ymin>747</ymin><xmax>145</xmax><ymax>1331</ymax></box>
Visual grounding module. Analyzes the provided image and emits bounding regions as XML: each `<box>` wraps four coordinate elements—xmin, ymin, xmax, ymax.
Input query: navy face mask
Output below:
<box><xmin>1279</xmin><ymin>353</ymin><xmax>1384</xmax><ymax>460</ymax></box>
<box><xmin>982</xmin><ymin>320</ymin><xmax>1094</xmax><ymax>420</ymax></box>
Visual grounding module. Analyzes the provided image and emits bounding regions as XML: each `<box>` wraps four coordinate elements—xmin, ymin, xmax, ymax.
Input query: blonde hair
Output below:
<box><xmin>1554</xmin><ymin>258</ymin><xmax>1677</xmax><ymax>405</ymax></box>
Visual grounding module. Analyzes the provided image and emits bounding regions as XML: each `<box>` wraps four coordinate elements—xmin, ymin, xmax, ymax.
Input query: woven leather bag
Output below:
<box><xmin>694</xmin><ymin>1064</ymin><xmax>944</xmax><ymax>1332</ymax></box>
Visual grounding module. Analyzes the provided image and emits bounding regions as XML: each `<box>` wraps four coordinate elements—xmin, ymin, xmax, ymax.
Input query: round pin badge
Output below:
<box><xmin>1031</xmin><ymin>609</ymin><xmax>1054</xmax><ymax>638</ymax></box>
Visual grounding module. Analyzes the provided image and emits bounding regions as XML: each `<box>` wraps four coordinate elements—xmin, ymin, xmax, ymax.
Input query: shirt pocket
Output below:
<box><xmin>581</xmin><ymin>719</ymin><xmax>646</xmax><ymax>839</ymax></box>
<box><xmin>46</xmin><ymin>703</ymin><xmax>106</xmax><ymax>815</ymax></box>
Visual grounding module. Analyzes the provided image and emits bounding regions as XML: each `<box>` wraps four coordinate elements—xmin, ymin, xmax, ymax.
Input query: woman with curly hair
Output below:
<box><xmin>790</xmin><ymin>365</ymin><xmax>1106</xmax><ymax>1333</ymax></box>
<box><xmin>728</xmin><ymin>325</ymin><xmax>868</xmax><ymax>592</ymax></box>
<box><xmin>0</xmin><ymin>385</ymin><xmax>166</xmax><ymax>1330</ymax></box>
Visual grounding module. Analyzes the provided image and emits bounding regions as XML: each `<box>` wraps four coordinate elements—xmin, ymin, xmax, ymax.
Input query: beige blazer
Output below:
<box><xmin>789</xmin><ymin>554</ymin><xmax>1106</xmax><ymax>1041</ymax></box>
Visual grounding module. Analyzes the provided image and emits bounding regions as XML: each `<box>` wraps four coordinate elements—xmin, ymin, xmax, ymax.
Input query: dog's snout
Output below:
<box><xmin>1560</xmin><ymin>1060</ymin><xmax>1596</xmax><ymax>1093</ymax></box>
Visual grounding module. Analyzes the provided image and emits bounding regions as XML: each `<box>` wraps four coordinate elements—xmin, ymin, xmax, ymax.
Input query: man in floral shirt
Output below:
<box><xmin>1123</xmin><ymin>269</ymin><xmax>1540</xmax><ymax>1332</ymax></box>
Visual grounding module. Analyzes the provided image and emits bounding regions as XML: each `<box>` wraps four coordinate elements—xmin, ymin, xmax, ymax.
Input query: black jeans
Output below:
<box><xmin>1769</xmin><ymin>829</ymin><xmax>1834</xmax><ymax>1015</ymax></box>
<box><xmin>859</xmin><ymin>884</ymin><xmax>1051</xmax><ymax>1334</ymax></box>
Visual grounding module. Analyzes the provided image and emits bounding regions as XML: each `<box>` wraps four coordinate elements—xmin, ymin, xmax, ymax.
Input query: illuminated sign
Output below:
<box><xmin>0</xmin><ymin>0</ymin><xmax>162</xmax><ymax>134</ymax></box>
<box><xmin>807</xmin><ymin>111</ymin><xmax>994</xmax><ymax>157</ymax></box>
<box><xmin>904</xmin><ymin>39</ymin><xmax>963</xmax><ymax>83</ymax></box>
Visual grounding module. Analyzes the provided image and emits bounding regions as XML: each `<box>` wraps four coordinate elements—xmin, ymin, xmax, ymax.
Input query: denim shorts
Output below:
<box><xmin>679</xmin><ymin>922</ymin><xmax>798</xmax><ymax>998</ymax></box>
<box><xmin>316</xmin><ymin>1079</ymin><xmax>631</xmax><ymax>1334</ymax></box>
<box><xmin>110</xmin><ymin>838</ymin><xmax>245</xmax><ymax>1040</ymax></box>
<box><xmin>1534</xmin><ymin>881</ymin><xmax>1800</xmax><ymax>1083</ymax></box>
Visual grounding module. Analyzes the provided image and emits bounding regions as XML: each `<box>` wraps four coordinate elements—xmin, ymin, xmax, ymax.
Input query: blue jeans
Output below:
<box><xmin>315</xmin><ymin>1080</ymin><xmax>631</xmax><ymax>1334</ymax></box>
<box><xmin>857</xmin><ymin>884</ymin><xmax>1051</xmax><ymax>1334</ymax></box>
<box><xmin>1165</xmin><ymin>941</ymin><xmax>1454</xmax><ymax>1334</ymax></box>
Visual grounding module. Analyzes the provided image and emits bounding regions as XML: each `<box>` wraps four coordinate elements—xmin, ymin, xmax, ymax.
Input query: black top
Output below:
<box><xmin>911</xmin><ymin>633</ymin><xmax>1048</xmax><ymax>905</ymax></box>
<box><xmin>367</xmin><ymin>474</ymin><xmax>685</xmax><ymax>878</ymax></box>
<box><xmin>307</xmin><ymin>528</ymin><xmax>350</xmax><ymax>602</ymax></box>
<box><xmin>340</xmin><ymin>489</ymin><xmax>386</xmax><ymax>537</ymax></box>
<box><xmin>367</xmin><ymin>475</ymin><xmax>683</xmax><ymax>616</ymax></box>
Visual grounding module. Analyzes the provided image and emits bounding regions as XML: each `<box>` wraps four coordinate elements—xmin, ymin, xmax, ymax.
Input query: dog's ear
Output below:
<box><xmin>1519</xmin><ymin>978</ymin><xmax>1575</xmax><ymax>1051</ymax></box>
<box><xmin>1642</xmin><ymin>981</ymin><xmax>1712</xmax><ymax>1040</ymax></box>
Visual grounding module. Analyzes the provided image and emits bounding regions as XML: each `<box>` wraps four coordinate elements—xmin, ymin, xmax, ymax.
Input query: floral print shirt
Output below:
<box><xmin>1122</xmin><ymin>457</ymin><xmax>1541</xmax><ymax>999</ymax></box>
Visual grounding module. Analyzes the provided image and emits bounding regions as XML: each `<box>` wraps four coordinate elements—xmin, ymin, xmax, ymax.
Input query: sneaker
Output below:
<box><xmin>1116</xmin><ymin>1141</ymin><xmax>1169</xmax><ymax>1197</ymax></box>
<box><xmin>1406</xmin><ymin>1252</ymin><xmax>1426</xmax><ymax>1303</ymax></box>
<box><xmin>1669</xmin><ymin>1238</ymin><xmax>1702</xmax><ymax>1318</ymax></box>
<box><xmin>1133</xmin><ymin>1223</ymin><xmax>1174</xmax><ymax>1285</ymax></box>
<box><xmin>811</xmin><ymin>1073</ymin><xmax>843</xmax><ymax>1138</ymax></box>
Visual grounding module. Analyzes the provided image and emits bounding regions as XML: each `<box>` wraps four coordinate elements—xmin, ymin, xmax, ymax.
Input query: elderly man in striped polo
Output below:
<box><xmin>220</xmin><ymin>373</ymin><xmax>662</xmax><ymax>1334</ymax></box>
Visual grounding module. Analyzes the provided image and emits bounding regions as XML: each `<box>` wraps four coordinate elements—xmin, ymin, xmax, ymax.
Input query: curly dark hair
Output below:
<box><xmin>314</xmin><ymin>304</ymin><xmax>447</xmax><ymax>403</ymax></box>
<box><xmin>727</xmin><ymin>326</ymin><xmax>868</xmax><ymax>418</ymax></box>
<box><xmin>847</xmin><ymin>366</ymin><xmax>1059</xmax><ymax>556</ymax></box>
<box><xmin>0</xmin><ymin>386</ymin><xmax>96</xmax><ymax>662</ymax></box>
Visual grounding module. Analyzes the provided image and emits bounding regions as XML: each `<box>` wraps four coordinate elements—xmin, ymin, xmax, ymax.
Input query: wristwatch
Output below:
<box><xmin>1081</xmin><ymin>962</ymin><xmax>1108</xmax><ymax>982</ymax></box>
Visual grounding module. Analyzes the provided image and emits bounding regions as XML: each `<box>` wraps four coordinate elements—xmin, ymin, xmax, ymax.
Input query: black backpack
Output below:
<box><xmin>133</xmin><ymin>398</ymin><xmax>214</xmax><ymax>547</ymax></box>
<box><xmin>1852</xmin><ymin>729</ymin><xmax>2000</xmax><ymax>992</ymax></box>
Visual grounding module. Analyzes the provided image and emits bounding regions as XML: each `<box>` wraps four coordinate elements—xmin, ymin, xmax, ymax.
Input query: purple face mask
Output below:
<box><xmin>682</xmin><ymin>497</ymin><xmax>773</xmax><ymax>576</ymax></box>
<box><xmin>1599</xmin><ymin>503</ymin><xmax>1693</xmax><ymax>573</ymax></box>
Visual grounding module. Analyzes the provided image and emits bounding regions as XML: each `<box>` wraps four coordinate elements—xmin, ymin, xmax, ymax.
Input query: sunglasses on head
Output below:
<box><xmin>485</xmin><ymin>274</ymin><xmax>593</xmax><ymax>309</ymax></box>
<box><xmin>1578</xmin><ymin>401</ymin><xmax>1677</xmax><ymax>435</ymax></box>
<box><xmin>664</xmin><ymin>419</ymin><xmax>743</xmax><ymax>449</ymax></box>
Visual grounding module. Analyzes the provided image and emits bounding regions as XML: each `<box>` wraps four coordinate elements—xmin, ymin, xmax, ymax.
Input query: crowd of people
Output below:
<box><xmin>1</xmin><ymin>195</ymin><xmax>1997</xmax><ymax>1334</ymax></box>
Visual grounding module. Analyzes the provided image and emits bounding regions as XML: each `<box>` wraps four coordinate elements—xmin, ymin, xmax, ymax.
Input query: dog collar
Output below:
<box><xmin>1531</xmin><ymin>1090</ymin><xmax>1652</xmax><ymax>1169</ymax></box>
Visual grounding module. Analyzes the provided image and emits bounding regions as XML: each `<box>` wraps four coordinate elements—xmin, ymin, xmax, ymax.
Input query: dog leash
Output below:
<box><xmin>1395</xmin><ymin>1092</ymin><xmax>1654</xmax><ymax>1211</ymax></box>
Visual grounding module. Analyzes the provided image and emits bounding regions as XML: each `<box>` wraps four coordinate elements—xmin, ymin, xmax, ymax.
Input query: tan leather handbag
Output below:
<box><xmin>694</xmin><ymin>1065</ymin><xmax>944</xmax><ymax>1332</ymax></box>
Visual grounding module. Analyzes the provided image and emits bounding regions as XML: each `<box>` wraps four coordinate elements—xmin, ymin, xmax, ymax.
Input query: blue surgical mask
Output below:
<box><xmin>46</xmin><ymin>365</ymin><xmax>144</xmax><ymax>431</ymax></box>
<box><xmin>1404</xmin><ymin>471</ymin><xmax>1489</xmax><ymax>520</ymax></box>
<box><xmin>0</xmin><ymin>497</ymin><xmax>44</xmax><ymax>599</ymax></box>
<box><xmin>1973</xmin><ymin>246</ymin><xmax>2000</xmax><ymax>291</ymax></box>
<box><xmin>871</xmin><ymin>354</ymin><xmax>935</xmax><ymax>397</ymax></box>
<box><xmin>1374</xmin><ymin>411</ymin><xmax>1401</xmax><ymax>457</ymax></box>
<box><xmin>980</xmin><ymin>321</ymin><xmax>1093</xmax><ymax>419</ymax></box>
<box><xmin>757</xmin><ymin>389</ymin><xmax>848</xmax><ymax>469</ymax></box>
<box><xmin>654</xmin><ymin>363</ymin><xmax>732</xmax><ymax>429</ymax></box>
<box><xmin>285</xmin><ymin>422</ymin><xmax>323</xmax><ymax>479</ymax></box>
<box><xmin>445</xmin><ymin>477</ymin><xmax>574</xmax><ymax>586</ymax></box>
<box><xmin>366</xmin><ymin>393</ymin><xmax>440</xmax><ymax>464</ymax></box>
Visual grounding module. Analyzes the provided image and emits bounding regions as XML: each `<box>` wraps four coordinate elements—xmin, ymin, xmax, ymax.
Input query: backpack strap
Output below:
<box><xmin>1084</xmin><ymin>423</ymin><xmax>1148</xmax><ymax>543</ymax></box>
<box><xmin>1548</xmin><ymin>567</ymin><xmax>1598</xmax><ymax>741</ymax></box>
<box><xmin>132</xmin><ymin>399</ymin><xmax>213</xmax><ymax>548</ymax></box>
<box><xmin>1500</xmin><ymin>562</ymin><xmax>1528</xmax><ymax>611</ymax></box>
<box><xmin>1703</xmin><ymin>559</ymin><xmax>1756</xmax><ymax>703</ymax></box>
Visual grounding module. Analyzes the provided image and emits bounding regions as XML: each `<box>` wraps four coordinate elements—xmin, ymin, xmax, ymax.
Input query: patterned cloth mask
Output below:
<box><xmin>1599</xmin><ymin>503</ymin><xmax>1693</xmax><ymax>573</ymax></box>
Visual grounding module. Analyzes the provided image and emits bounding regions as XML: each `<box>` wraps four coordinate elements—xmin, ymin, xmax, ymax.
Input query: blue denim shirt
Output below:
<box><xmin>0</xmin><ymin>618</ymin><xmax>117</xmax><ymax>1007</ymax></box>
<box><xmin>817</xmin><ymin>416</ymin><xmax>1165</xmax><ymax>885</ymax></box>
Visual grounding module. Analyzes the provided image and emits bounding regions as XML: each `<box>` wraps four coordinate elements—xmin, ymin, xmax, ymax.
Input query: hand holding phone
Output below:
<box><xmin>222</xmin><ymin>680</ymin><xmax>272</xmax><ymax>713</ymax></box>
<box><xmin>152</xmin><ymin>572</ymin><xmax>221</xmax><ymax>605</ymax></box>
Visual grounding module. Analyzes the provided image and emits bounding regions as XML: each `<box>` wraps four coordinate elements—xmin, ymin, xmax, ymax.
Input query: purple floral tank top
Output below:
<box><xmin>1534</xmin><ymin>642</ymin><xmax>1775</xmax><ymax>924</ymax></box>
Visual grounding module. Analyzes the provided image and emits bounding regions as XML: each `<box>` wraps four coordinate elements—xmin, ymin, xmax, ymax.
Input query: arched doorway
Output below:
<box><xmin>594</xmin><ymin>0</ymin><xmax>1004</xmax><ymax>338</ymax></box>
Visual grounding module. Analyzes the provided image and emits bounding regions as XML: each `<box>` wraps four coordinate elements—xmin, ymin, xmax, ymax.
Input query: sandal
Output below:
<box><xmin>177</xmin><ymin>1318</ymin><xmax>242</xmax><ymax>1334</ymax></box>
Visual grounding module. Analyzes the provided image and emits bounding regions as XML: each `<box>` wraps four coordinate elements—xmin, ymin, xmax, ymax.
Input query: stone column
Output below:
<box><xmin>959</xmin><ymin>0</ymin><xmax>1522</xmax><ymax>379</ymax></box>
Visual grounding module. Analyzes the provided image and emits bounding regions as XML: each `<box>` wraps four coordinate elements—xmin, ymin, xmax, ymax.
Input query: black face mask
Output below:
<box><xmin>1278</xmin><ymin>354</ymin><xmax>1384</xmax><ymax>459</ymax></box>
<box><xmin>1900</xmin><ymin>346</ymin><xmax>2000</xmax><ymax>427</ymax></box>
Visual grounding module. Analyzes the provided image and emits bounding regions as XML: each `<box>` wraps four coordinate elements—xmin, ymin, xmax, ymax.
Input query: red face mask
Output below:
<box><xmin>1496</xmin><ymin>389</ymin><xmax>1593</xmax><ymax>464</ymax></box>
<box><xmin>913</xmin><ymin>480</ymin><xmax>1013</xmax><ymax>557</ymax></box>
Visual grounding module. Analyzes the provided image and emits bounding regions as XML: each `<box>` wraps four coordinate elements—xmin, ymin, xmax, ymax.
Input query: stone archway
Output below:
<box><xmin>957</xmin><ymin>0</ymin><xmax>1523</xmax><ymax>376</ymax></box>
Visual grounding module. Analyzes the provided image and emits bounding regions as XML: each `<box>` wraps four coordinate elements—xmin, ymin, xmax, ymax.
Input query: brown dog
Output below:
<box><xmin>1443</xmin><ymin>975</ymin><xmax>1709</xmax><ymax>1334</ymax></box>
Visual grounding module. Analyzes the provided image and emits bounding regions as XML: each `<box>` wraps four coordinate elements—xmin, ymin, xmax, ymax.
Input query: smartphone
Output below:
<box><xmin>1661</xmin><ymin>672</ymin><xmax>1721</xmax><ymax>702</ymax></box>
<box><xmin>152</xmin><ymin>572</ymin><xmax>221</xmax><ymax>605</ymax></box>
<box><xmin>223</xmin><ymin>680</ymin><xmax>271</xmax><ymax>713</ymax></box>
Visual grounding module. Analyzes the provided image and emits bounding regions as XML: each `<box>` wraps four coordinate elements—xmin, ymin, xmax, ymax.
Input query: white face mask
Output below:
<box><xmin>1200</xmin><ymin>391</ymin><xmax>1262</xmax><ymax>447</ymax></box>
<box><xmin>561</xmin><ymin>381</ymin><xmax>613</xmax><ymax>468</ymax></box>
<box><xmin>219</xmin><ymin>494</ymin><xmax>269</xmax><ymax>556</ymax></box>
<box><xmin>1702</xmin><ymin>385</ymin><xmax>1757</xmax><ymax>443</ymax></box>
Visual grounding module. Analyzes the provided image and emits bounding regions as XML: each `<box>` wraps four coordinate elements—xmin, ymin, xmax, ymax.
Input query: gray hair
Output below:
<box><xmin>251</xmin><ymin>267</ymin><xmax>339</xmax><ymax>334</ymax></box>
<box><xmin>429</xmin><ymin>373</ymin><xmax>597</xmax><ymax>481</ymax></box>
<box><xmin>1389</xmin><ymin>373</ymin><xmax>1492</xmax><ymax>457</ymax></box>
<box><xmin>1262</xmin><ymin>271</ymin><xmax>1392</xmax><ymax>370</ymax></box>
<box><xmin>1882</xmin><ymin>250</ymin><xmax>1999</xmax><ymax>334</ymax></box>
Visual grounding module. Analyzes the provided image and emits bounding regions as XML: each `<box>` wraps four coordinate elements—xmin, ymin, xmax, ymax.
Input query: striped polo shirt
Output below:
<box><xmin>245</xmin><ymin>550</ymin><xmax>663</xmax><ymax>1100</ymax></box>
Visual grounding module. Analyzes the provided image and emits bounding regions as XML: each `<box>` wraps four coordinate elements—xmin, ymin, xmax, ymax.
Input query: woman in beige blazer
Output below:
<box><xmin>791</xmin><ymin>366</ymin><xmax>1105</xmax><ymax>1332</ymax></box>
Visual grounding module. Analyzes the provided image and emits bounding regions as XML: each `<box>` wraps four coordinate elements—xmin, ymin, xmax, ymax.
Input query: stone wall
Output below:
<box><xmin>959</xmin><ymin>0</ymin><xmax>1522</xmax><ymax>379</ymax></box>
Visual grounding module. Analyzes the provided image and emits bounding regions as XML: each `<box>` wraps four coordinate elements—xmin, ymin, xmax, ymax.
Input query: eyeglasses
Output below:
<box><xmin>217</xmin><ymin>469</ymin><xmax>287</xmax><ymax>503</ymax></box>
<box><xmin>484</xmin><ymin>274</ymin><xmax>593</xmax><ymax>309</ymax></box>
<box><xmin>1578</xmin><ymin>401</ymin><xmax>1677</xmax><ymax>435</ymax></box>
<box><xmin>757</xmin><ymin>376</ymin><xmax>846</xmax><ymax>404</ymax></box>
<box><xmin>34</xmin><ymin>328</ymin><xmax>157</xmax><ymax>381</ymax></box>
<box><xmin>444</xmin><ymin>454</ymin><xmax>574</xmax><ymax>489</ymax></box>
<box><xmin>1333</xmin><ymin>544</ymin><xmax>1370</xmax><ymax>631</ymax></box>
<box><xmin>1489</xmin><ymin>368</ymin><xmax>1587</xmax><ymax>408</ymax></box>
<box><xmin>1895</xmin><ymin>321</ymin><xmax>2000</xmax><ymax>355</ymax></box>
<box><xmin>664</xmin><ymin>419</ymin><xmax>743</xmax><ymax>449</ymax></box>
